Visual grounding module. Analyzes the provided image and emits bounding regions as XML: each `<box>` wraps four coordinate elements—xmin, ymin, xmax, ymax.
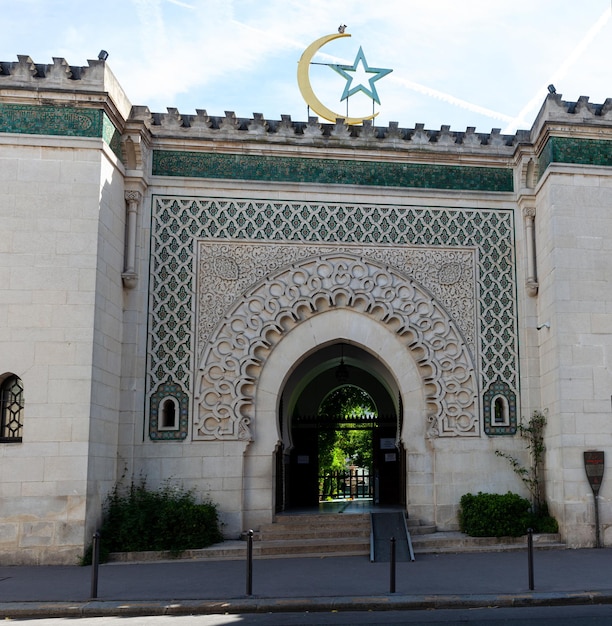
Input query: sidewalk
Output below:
<box><xmin>1</xmin><ymin>548</ymin><xmax>612</xmax><ymax>618</ymax></box>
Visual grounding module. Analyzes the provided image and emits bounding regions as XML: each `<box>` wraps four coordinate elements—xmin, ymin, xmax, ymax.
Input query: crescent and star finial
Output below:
<box><xmin>297</xmin><ymin>31</ymin><xmax>392</xmax><ymax>125</ymax></box>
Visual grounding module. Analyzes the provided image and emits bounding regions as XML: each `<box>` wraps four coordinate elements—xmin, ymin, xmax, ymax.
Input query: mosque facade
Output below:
<box><xmin>1</xmin><ymin>54</ymin><xmax>611</xmax><ymax>564</ymax></box>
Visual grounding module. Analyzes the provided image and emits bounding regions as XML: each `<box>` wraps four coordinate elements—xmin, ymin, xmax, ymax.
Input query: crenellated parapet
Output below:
<box><xmin>129</xmin><ymin>105</ymin><xmax>529</xmax><ymax>154</ymax></box>
<box><xmin>0</xmin><ymin>55</ymin><xmax>132</xmax><ymax>123</ymax></box>
<box><xmin>0</xmin><ymin>55</ymin><xmax>107</xmax><ymax>89</ymax></box>
<box><xmin>531</xmin><ymin>93</ymin><xmax>612</xmax><ymax>143</ymax></box>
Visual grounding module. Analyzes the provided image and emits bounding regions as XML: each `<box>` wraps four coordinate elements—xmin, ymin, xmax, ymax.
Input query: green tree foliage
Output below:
<box><xmin>318</xmin><ymin>386</ymin><xmax>375</xmax><ymax>473</ymax></box>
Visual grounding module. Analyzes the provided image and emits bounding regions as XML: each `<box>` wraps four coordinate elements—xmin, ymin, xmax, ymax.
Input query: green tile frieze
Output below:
<box><xmin>152</xmin><ymin>150</ymin><xmax>514</xmax><ymax>192</ymax></box>
<box><xmin>0</xmin><ymin>103</ymin><xmax>121</xmax><ymax>158</ymax></box>
<box><xmin>539</xmin><ymin>136</ymin><xmax>612</xmax><ymax>176</ymax></box>
<box><xmin>0</xmin><ymin>103</ymin><xmax>102</xmax><ymax>137</ymax></box>
<box><xmin>102</xmin><ymin>113</ymin><xmax>122</xmax><ymax>159</ymax></box>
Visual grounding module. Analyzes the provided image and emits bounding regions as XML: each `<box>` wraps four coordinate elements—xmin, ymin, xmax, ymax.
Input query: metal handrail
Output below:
<box><xmin>369</xmin><ymin>512</ymin><xmax>375</xmax><ymax>562</ymax></box>
<box><xmin>402</xmin><ymin>512</ymin><xmax>416</xmax><ymax>562</ymax></box>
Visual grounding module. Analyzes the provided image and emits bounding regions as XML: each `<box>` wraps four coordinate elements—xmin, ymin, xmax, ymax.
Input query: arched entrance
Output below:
<box><xmin>195</xmin><ymin>250</ymin><xmax>480</xmax><ymax>532</ymax></box>
<box><xmin>277</xmin><ymin>343</ymin><xmax>405</xmax><ymax>511</ymax></box>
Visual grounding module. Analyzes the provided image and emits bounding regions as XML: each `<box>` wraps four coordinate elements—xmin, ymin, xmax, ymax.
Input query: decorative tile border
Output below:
<box><xmin>102</xmin><ymin>114</ymin><xmax>122</xmax><ymax>160</ymax></box>
<box><xmin>0</xmin><ymin>103</ymin><xmax>101</xmax><ymax>136</ymax></box>
<box><xmin>0</xmin><ymin>103</ymin><xmax>121</xmax><ymax>158</ymax></box>
<box><xmin>152</xmin><ymin>150</ymin><xmax>514</xmax><ymax>192</ymax></box>
<box><xmin>538</xmin><ymin>136</ymin><xmax>612</xmax><ymax>175</ymax></box>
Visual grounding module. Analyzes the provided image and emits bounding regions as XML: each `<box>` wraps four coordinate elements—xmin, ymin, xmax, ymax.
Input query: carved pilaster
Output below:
<box><xmin>523</xmin><ymin>206</ymin><xmax>538</xmax><ymax>296</ymax></box>
<box><xmin>122</xmin><ymin>190</ymin><xmax>142</xmax><ymax>289</ymax></box>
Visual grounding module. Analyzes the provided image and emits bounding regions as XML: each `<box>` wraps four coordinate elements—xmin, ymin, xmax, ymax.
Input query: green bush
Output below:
<box><xmin>459</xmin><ymin>492</ymin><xmax>532</xmax><ymax>537</ymax></box>
<box><xmin>530</xmin><ymin>503</ymin><xmax>559</xmax><ymax>534</ymax></box>
<box><xmin>82</xmin><ymin>480</ymin><xmax>223</xmax><ymax>564</ymax></box>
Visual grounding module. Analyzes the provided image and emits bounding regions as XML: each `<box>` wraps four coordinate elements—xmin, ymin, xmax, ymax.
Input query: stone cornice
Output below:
<box><xmin>130</xmin><ymin>106</ymin><xmax>525</xmax><ymax>158</ymax></box>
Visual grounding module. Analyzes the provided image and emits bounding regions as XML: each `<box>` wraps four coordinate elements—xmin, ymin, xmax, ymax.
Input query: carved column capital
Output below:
<box><xmin>125</xmin><ymin>189</ymin><xmax>142</xmax><ymax>204</ymax></box>
<box><xmin>522</xmin><ymin>206</ymin><xmax>536</xmax><ymax>220</ymax></box>
<box><xmin>526</xmin><ymin>278</ymin><xmax>539</xmax><ymax>297</ymax></box>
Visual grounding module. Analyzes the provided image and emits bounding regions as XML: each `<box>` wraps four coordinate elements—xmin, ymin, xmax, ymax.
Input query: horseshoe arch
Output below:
<box><xmin>195</xmin><ymin>252</ymin><xmax>480</xmax><ymax>441</ymax></box>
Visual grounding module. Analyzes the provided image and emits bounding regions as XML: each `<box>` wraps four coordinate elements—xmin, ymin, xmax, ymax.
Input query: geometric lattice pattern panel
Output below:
<box><xmin>147</xmin><ymin>196</ymin><xmax>518</xmax><ymax>439</ymax></box>
<box><xmin>195</xmin><ymin>246</ymin><xmax>480</xmax><ymax>440</ymax></box>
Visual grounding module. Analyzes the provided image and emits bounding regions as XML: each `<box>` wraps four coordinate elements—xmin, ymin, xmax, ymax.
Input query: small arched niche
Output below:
<box><xmin>159</xmin><ymin>396</ymin><xmax>179</xmax><ymax>430</ymax></box>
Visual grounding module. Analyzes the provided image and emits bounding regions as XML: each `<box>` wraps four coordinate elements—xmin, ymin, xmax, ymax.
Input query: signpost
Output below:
<box><xmin>584</xmin><ymin>451</ymin><xmax>605</xmax><ymax>548</ymax></box>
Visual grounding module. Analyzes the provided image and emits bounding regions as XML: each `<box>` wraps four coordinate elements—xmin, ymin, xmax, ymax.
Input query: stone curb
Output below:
<box><xmin>2</xmin><ymin>590</ymin><xmax>612</xmax><ymax>619</ymax></box>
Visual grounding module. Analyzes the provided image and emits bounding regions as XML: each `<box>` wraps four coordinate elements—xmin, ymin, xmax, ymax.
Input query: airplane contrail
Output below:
<box><xmin>503</xmin><ymin>4</ymin><xmax>612</xmax><ymax>133</ymax></box>
<box><xmin>389</xmin><ymin>75</ymin><xmax>515</xmax><ymax>126</ymax></box>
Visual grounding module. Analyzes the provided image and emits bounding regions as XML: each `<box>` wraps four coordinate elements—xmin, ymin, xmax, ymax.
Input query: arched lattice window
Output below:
<box><xmin>1</xmin><ymin>374</ymin><xmax>24</xmax><ymax>442</ymax></box>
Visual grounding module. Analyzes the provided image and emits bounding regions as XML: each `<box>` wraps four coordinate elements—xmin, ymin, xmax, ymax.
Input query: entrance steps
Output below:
<box><xmin>108</xmin><ymin>515</ymin><xmax>565</xmax><ymax>562</ymax></box>
<box><xmin>253</xmin><ymin>513</ymin><xmax>371</xmax><ymax>557</ymax></box>
<box><xmin>411</xmin><ymin>531</ymin><xmax>566</xmax><ymax>554</ymax></box>
<box><xmin>406</xmin><ymin>517</ymin><xmax>437</xmax><ymax>536</ymax></box>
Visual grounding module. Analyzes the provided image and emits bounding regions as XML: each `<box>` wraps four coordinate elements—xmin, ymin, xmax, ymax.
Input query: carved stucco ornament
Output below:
<box><xmin>194</xmin><ymin>245</ymin><xmax>479</xmax><ymax>441</ymax></box>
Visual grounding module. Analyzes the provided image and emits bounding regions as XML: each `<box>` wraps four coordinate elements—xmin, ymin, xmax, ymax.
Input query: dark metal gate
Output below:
<box><xmin>319</xmin><ymin>468</ymin><xmax>373</xmax><ymax>500</ymax></box>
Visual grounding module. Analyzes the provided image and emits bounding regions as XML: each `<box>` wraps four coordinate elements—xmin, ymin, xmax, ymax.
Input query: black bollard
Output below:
<box><xmin>90</xmin><ymin>531</ymin><xmax>100</xmax><ymax>599</ymax></box>
<box><xmin>527</xmin><ymin>528</ymin><xmax>534</xmax><ymax>591</ymax></box>
<box><xmin>246</xmin><ymin>529</ymin><xmax>254</xmax><ymax>596</ymax></box>
<box><xmin>389</xmin><ymin>537</ymin><xmax>396</xmax><ymax>593</ymax></box>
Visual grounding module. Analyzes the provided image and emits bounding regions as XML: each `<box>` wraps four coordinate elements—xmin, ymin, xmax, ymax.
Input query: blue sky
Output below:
<box><xmin>1</xmin><ymin>0</ymin><xmax>611</xmax><ymax>133</ymax></box>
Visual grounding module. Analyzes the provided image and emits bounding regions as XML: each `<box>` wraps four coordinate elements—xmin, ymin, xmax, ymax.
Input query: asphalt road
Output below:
<box><xmin>9</xmin><ymin>604</ymin><xmax>612</xmax><ymax>625</ymax></box>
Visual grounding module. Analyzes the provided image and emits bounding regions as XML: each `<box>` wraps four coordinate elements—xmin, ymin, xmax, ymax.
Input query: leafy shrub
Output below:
<box><xmin>459</xmin><ymin>492</ymin><xmax>532</xmax><ymax>537</ymax></box>
<box><xmin>494</xmin><ymin>410</ymin><xmax>558</xmax><ymax>533</ymax></box>
<box><xmin>530</xmin><ymin>503</ymin><xmax>559</xmax><ymax>534</ymax></box>
<box><xmin>83</xmin><ymin>480</ymin><xmax>223</xmax><ymax>564</ymax></box>
<box><xmin>495</xmin><ymin>410</ymin><xmax>548</xmax><ymax>514</ymax></box>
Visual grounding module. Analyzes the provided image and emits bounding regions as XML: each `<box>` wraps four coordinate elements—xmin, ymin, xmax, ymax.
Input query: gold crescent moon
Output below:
<box><xmin>297</xmin><ymin>32</ymin><xmax>378</xmax><ymax>126</ymax></box>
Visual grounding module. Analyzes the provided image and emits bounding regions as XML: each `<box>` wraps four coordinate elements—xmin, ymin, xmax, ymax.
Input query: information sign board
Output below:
<box><xmin>584</xmin><ymin>451</ymin><xmax>604</xmax><ymax>495</ymax></box>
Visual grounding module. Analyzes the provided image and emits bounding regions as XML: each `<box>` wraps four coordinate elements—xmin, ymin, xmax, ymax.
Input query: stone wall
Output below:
<box><xmin>535</xmin><ymin>165</ymin><xmax>612</xmax><ymax>547</ymax></box>
<box><xmin>0</xmin><ymin>136</ymin><xmax>122</xmax><ymax>563</ymax></box>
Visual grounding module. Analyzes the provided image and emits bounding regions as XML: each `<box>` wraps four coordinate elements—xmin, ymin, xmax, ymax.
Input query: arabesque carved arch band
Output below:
<box><xmin>195</xmin><ymin>253</ymin><xmax>479</xmax><ymax>440</ymax></box>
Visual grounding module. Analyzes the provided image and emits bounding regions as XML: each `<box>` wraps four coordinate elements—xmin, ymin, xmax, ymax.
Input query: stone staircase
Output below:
<box><xmin>411</xmin><ymin>530</ymin><xmax>566</xmax><ymax>554</ymax></box>
<box><xmin>406</xmin><ymin>517</ymin><xmax>437</xmax><ymax>536</ymax></box>
<box><xmin>108</xmin><ymin>512</ymin><xmax>565</xmax><ymax>562</ymax></box>
<box><xmin>252</xmin><ymin>513</ymin><xmax>371</xmax><ymax>558</ymax></box>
